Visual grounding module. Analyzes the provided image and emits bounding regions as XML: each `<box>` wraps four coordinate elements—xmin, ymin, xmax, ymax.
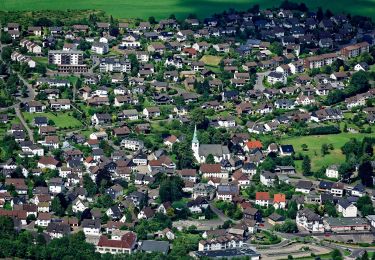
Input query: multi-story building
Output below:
<box><xmin>99</xmin><ymin>57</ymin><xmax>131</xmax><ymax>73</ymax></box>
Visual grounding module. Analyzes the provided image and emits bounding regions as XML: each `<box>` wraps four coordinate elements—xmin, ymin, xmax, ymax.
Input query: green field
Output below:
<box><xmin>23</xmin><ymin>112</ymin><xmax>83</xmax><ymax>128</ymax></box>
<box><xmin>1</xmin><ymin>0</ymin><xmax>375</xmax><ymax>19</ymax></box>
<box><xmin>281</xmin><ymin>133</ymin><xmax>374</xmax><ymax>172</ymax></box>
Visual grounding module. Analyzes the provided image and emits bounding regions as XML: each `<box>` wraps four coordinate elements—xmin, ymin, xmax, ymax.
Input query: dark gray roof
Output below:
<box><xmin>139</xmin><ymin>240</ymin><xmax>169</xmax><ymax>254</ymax></box>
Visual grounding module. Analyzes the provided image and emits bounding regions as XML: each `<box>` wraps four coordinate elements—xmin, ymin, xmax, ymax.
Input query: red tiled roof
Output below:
<box><xmin>246</xmin><ymin>140</ymin><xmax>263</xmax><ymax>149</ymax></box>
<box><xmin>256</xmin><ymin>192</ymin><xmax>270</xmax><ymax>201</ymax></box>
<box><xmin>273</xmin><ymin>193</ymin><xmax>286</xmax><ymax>203</ymax></box>
<box><xmin>97</xmin><ymin>232</ymin><xmax>137</xmax><ymax>249</ymax></box>
<box><xmin>200</xmin><ymin>164</ymin><xmax>221</xmax><ymax>173</ymax></box>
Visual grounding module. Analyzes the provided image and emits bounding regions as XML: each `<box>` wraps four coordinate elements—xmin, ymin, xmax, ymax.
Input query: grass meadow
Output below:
<box><xmin>1</xmin><ymin>0</ymin><xmax>375</xmax><ymax>19</ymax></box>
<box><xmin>280</xmin><ymin>132</ymin><xmax>374</xmax><ymax>172</ymax></box>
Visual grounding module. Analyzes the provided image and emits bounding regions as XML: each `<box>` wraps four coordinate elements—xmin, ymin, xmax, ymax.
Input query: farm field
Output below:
<box><xmin>1</xmin><ymin>0</ymin><xmax>375</xmax><ymax>19</ymax></box>
<box><xmin>200</xmin><ymin>55</ymin><xmax>222</xmax><ymax>67</ymax></box>
<box><xmin>22</xmin><ymin>112</ymin><xmax>83</xmax><ymax>129</ymax></box>
<box><xmin>280</xmin><ymin>132</ymin><xmax>374</xmax><ymax>172</ymax></box>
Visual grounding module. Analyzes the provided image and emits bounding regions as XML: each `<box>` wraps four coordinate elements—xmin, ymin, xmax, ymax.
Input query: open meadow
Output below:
<box><xmin>1</xmin><ymin>0</ymin><xmax>375</xmax><ymax>19</ymax></box>
<box><xmin>280</xmin><ymin>132</ymin><xmax>374</xmax><ymax>172</ymax></box>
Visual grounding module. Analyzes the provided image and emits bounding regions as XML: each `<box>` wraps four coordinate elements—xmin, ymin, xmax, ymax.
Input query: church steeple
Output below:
<box><xmin>192</xmin><ymin>125</ymin><xmax>200</xmax><ymax>162</ymax></box>
<box><xmin>192</xmin><ymin>125</ymin><xmax>199</xmax><ymax>145</ymax></box>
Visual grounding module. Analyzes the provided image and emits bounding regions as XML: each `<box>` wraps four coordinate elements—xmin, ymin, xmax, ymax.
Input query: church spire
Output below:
<box><xmin>192</xmin><ymin>125</ymin><xmax>199</xmax><ymax>144</ymax></box>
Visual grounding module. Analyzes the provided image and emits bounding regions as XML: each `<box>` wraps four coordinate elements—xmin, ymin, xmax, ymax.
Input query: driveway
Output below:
<box><xmin>254</xmin><ymin>71</ymin><xmax>268</xmax><ymax>91</ymax></box>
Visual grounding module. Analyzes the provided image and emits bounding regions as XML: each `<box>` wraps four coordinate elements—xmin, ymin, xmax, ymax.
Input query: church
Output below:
<box><xmin>192</xmin><ymin>125</ymin><xmax>230</xmax><ymax>164</ymax></box>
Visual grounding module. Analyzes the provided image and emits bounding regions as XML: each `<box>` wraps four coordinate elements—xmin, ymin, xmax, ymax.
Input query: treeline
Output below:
<box><xmin>308</xmin><ymin>125</ymin><xmax>340</xmax><ymax>135</ymax></box>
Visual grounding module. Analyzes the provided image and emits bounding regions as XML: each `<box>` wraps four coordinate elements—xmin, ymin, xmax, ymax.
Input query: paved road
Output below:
<box><xmin>15</xmin><ymin>106</ymin><xmax>34</xmax><ymax>143</ymax></box>
<box><xmin>254</xmin><ymin>71</ymin><xmax>268</xmax><ymax>91</ymax></box>
<box><xmin>208</xmin><ymin>201</ymin><xmax>230</xmax><ymax>222</ymax></box>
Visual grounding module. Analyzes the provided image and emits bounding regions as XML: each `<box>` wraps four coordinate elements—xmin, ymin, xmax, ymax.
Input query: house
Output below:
<box><xmin>324</xmin><ymin>217</ymin><xmax>370</xmax><ymax>233</ymax></box>
<box><xmin>38</xmin><ymin>156</ymin><xmax>59</xmax><ymax>169</ymax></box>
<box><xmin>192</xmin><ymin>183</ymin><xmax>216</xmax><ymax>200</ymax></box>
<box><xmin>331</xmin><ymin>182</ymin><xmax>344</xmax><ymax>197</ymax></box>
<box><xmin>91</xmin><ymin>42</ymin><xmax>109</xmax><ymax>55</ymax></box>
<box><xmin>179</xmin><ymin>169</ymin><xmax>197</xmax><ymax>183</ymax></box>
<box><xmin>279</xmin><ymin>145</ymin><xmax>294</xmax><ymax>156</ymax></box>
<box><xmin>296</xmin><ymin>180</ymin><xmax>313</xmax><ymax>194</ymax></box>
<box><xmin>260</xmin><ymin>171</ymin><xmax>276</xmax><ymax>187</ymax></box>
<box><xmin>268</xmin><ymin>213</ymin><xmax>285</xmax><ymax>226</ymax></box>
<box><xmin>255</xmin><ymin>192</ymin><xmax>270</xmax><ymax>207</ymax></box>
<box><xmin>72</xmin><ymin>198</ymin><xmax>88</xmax><ymax>213</ymax></box>
<box><xmin>351</xmin><ymin>183</ymin><xmax>366</xmax><ymax>197</ymax></box>
<box><xmin>155</xmin><ymin>228</ymin><xmax>175</xmax><ymax>240</ymax></box>
<box><xmin>25</xmin><ymin>101</ymin><xmax>46</xmax><ymax>113</ymax></box>
<box><xmin>120</xmin><ymin>109</ymin><xmax>139</xmax><ymax>121</ymax></box>
<box><xmin>198</xmin><ymin>234</ymin><xmax>244</xmax><ymax>251</ymax></box>
<box><xmin>354</xmin><ymin>62</ymin><xmax>369</xmax><ymax>71</ymax></box>
<box><xmin>36</xmin><ymin>212</ymin><xmax>52</xmax><ymax>227</ymax></box>
<box><xmin>121</xmin><ymin>139</ymin><xmax>144</xmax><ymax>151</ymax></box>
<box><xmin>187</xmin><ymin>197</ymin><xmax>209</xmax><ymax>213</ymax></box>
<box><xmin>138</xmin><ymin>207</ymin><xmax>155</xmax><ymax>220</ymax></box>
<box><xmin>216</xmin><ymin>184</ymin><xmax>239</xmax><ymax>201</ymax></box>
<box><xmin>97</xmin><ymin>232</ymin><xmax>137</xmax><ymax>254</ymax></box>
<box><xmin>157</xmin><ymin>202</ymin><xmax>172</xmax><ymax>215</ymax></box>
<box><xmin>82</xmin><ymin>219</ymin><xmax>101</xmax><ymax>236</ymax></box>
<box><xmin>48</xmin><ymin>178</ymin><xmax>64</xmax><ymax>193</ymax></box>
<box><xmin>50</xmin><ymin>99</ymin><xmax>71</xmax><ymax>110</ymax></box>
<box><xmin>337</xmin><ymin>198</ymin><xmax>357</xmax><ymax>217</ymax></box>
<box><xmin>275</xmin><ymin>166</ymin><xmax>296</xmax><ymax>175</ymax></box>
<box><xmin>296</xmin><ymin>208</ymin><xmax>324</xmax><ymax>233</ymax></box>
<box><xmin>91</xmin><ymin>113</ymin><xmax>111</xmax><ymax>126</ymax></box>
<box><xmin>273</xmin><ymin>193</ymin><xmax>286</xmax><ymax>209</ymax></box>
<box><xmin>267</xmin><ymin>71</ymin><xmax>286</xmax><ymax>85</ymax></box>
<box><xmin>143</xmin><ymin>107</ymin><xmax>161</xmax><ymax>119</ymax></box>
<box><xmin>326</xmin><ymin>165</ymin><xmax>339</xmax><ymax>179</ymax></box>
<box><xmin>200</xmin><ymin>164</ymin><xmax>228</xmax><ymax>179</ymax></box>
<box><xmin>232</xmin><ymin>171</ymin><xmax>250</xmax><ymax>188</ymax></box>
<box><xmin>47</xmin><ymin>222</ymin><xmax>71</xmax><ymax>239</ymax></box>
<box><xmin>106</xmin><ymin>184</ymin><xmax>124</xmax><ymax>200</ymax></box>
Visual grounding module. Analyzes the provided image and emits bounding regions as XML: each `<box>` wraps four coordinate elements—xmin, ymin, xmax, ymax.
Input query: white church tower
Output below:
<box><xmin>192</xmin><ymin>125</ymin><xmax>200</xmax><ymax>162</ymax></box>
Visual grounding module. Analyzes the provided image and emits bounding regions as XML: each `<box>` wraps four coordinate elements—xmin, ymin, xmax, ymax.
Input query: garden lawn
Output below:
<box><xmin>22</xmin><ymin>112</ymin><xmax>83</xmax><ymax>128</ymax></box>
<box><xmin>3</xmin><ymin>0</ymin><xmax>375</xmax><ymax>20</ymax></box>
<box><xmin>280</xmin><ymin>132</ymin><xmax>374</xmax><ymax>172</ymax></box>
<box><xmin>200</xmin><ymin>55</ymin><xmax>222</xmax><ymax>67</ymax></box>
<box><xmin>32</xmin><ymin>56</ymin><xmax>48</xmax><ymax>65</ymax></box>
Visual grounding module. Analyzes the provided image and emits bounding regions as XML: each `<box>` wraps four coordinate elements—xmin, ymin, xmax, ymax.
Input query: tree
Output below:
<box><xmin>274</xmin><ymin>220</ymin><xmax>298</xmax><ymax>233</ymax></box>
<box><xmin>302</xmin><ymin>155</ymin><xmax>311</xmax><ymax>176</ymax></box>
<box><xmin>331</xmin><ymin>249</ymin><xmax>343</xmax><ymax>260</ymax></box>
<box><xmin>269</xmin><ymin>42</ymin><xmax>283</xmax><ymax>56</ymax></box>
<box><xmin>206</xmin><ymin>154</ymin><xmax>215</xmax><ymax>164</ymax></box>
<box><xmin>148</xmin><ymin>16</ymin><xmax>156</xmax><ymax>24</ymax></box>
<box><xmin>358</xmin><ymin>161</ymin><xmax>374</xmax><ymax>187</ymax></box>
<box><xmin>51</xmin><ymin>196</ymin><xmax>65</xmax><ymax>216</ymax></box>
<box><xmin>159</xmin><ymin>176</ymin><xmax>184</xmax><ymax>202</ymax></box>
<box><xmin>97</xmin><ymin>194</ymin><xmax>113</xmax><ymax>208</ymax></box>
<box><xmin>83</xmin><ymin>175</ymin><xmax>97</xmax><ymax>197</ymax></box>
<box><xmin>321</xmin><ymin>143</ymin><xmax>329</xmax><ymax>156</ymax></box>
<box><xmin>301</xmin><ymin>144</ymin><xmax>308</xmax><ymax>151</ymax></box>
<box><xmin>357</xmin><ymin>196</ymin><xmax>374</xmax><ymax>216</ymax></box>
<box><xmin>0</xmin><ymin>32</ymin><xmax>12</xmax><ymax>44</ymax></box>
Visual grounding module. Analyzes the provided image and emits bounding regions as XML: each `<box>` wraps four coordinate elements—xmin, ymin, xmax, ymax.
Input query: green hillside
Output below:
<box><xmin>1</xmin><ymin>0</ymin><xmax>375</xmax><ymax>19</ymax></box>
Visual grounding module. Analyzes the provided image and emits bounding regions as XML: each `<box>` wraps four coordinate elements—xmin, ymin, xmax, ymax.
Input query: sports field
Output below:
<box><xmin>1</xmin><ymin>0</ymin><xmax>375</xmax><ymax>19</ymax></box>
